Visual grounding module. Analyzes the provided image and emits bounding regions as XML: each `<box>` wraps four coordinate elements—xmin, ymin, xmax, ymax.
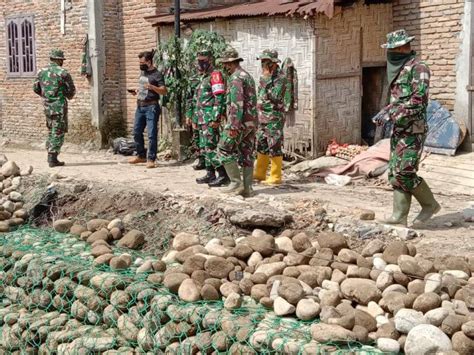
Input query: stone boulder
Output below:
<box><xmin>341</xmin><ymin>279</ymin><xmax>382</xmax><ymax>305</ymax></box>
<box><xmin>405</xmin><ymin>324</ymin><xmax>453</xmax><ymax>355</ymax></box>
<box><xmin>117</xmin><ymin>230</ymin><xmax>145</xmax><ymax>249</ymax></box>
<box><xmin>53</xmin><ymin>219</ymin><xmax>74</xmax><ymax>233</ymax></box>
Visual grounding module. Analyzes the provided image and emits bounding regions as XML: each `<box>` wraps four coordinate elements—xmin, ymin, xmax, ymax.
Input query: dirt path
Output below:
<box><xmin>4</xmin><ymin>147</ymin><xmax>474</xmax><ymax>258</ymax></box>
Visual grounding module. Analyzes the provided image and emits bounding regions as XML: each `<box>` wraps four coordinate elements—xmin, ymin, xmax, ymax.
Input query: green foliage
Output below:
<box><xmin>156</xmin><ymin>30</ymin><xmax>228</xmax><ymax>125</ymax></box>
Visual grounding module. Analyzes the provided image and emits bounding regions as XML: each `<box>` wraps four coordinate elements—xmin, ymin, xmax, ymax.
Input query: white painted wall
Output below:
<box><xmin>454</xmin><ymin>0</ymin><xmax>472</xmax><ymax>149</ymax></box>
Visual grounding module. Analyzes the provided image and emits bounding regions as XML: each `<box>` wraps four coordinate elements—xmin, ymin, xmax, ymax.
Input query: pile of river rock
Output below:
<box><xmin>53</xmin><ymin>218</ymin><xmax>150</xmax><ymax>271</ymax></box>
<box><xmin>1</xmin><ymin>215</ymin><xmax>473</xmax><ymax>353</ymax></box>
<box><xmin>0</xmin><ymin>156</ymin><xmax>32</xmax><ymax>232</ymax></box>
<box><xmin>159</xmin><ymin>229</ymin><xmax>474</xmax><ymax>354</ymax></box>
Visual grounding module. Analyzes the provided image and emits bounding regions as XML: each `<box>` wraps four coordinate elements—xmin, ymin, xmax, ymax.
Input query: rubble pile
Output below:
<box><xmin>0</xmin><ymin>155</ymin><xmax>32</xmax><ymax>232</ymax></box>
<box><xmin>0</xmin><ymin>221</ymin><xmax>473</xmax><ymax>354</ymax></box>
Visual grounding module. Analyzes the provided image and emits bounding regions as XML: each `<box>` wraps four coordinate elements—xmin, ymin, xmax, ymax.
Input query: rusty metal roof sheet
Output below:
<box><xmin>146</xmin><ymin>0</ymin><xmax>341</xmax><ymax>26</ymax></box>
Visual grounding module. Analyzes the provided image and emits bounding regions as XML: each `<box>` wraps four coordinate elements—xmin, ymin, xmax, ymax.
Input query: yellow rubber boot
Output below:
<box><xmin>263</xmin><ymin>156</ymin><xmax>283</xmax><ymax>185</ymax></box>
<box><xmin>253</xmin><ymin>153</ymin><xmax>270</xmax><ymax>181</ymax></box>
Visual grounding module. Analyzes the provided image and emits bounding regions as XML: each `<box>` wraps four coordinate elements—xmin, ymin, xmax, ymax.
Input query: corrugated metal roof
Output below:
<box><xmin>145</xmin><ymin>0</ymin><xmax>341</xmax><ymax>26</ymax></box>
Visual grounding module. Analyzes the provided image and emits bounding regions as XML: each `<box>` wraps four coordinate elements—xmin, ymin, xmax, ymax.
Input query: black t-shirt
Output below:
<box><xmin>137</xmin><ymin>68</ymin><xmax>165</xmax><ymax>101</ymax></box>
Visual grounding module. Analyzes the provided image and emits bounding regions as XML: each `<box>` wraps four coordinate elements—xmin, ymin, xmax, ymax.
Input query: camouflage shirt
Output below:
<box><xmin>33</xmin><ymin>62</ymin><xmax>76</xmax><ymax>116</ymax></box>
<box><xmin>257</xmin><ymin>68</ymin><xmax>287</xmax><ymax>124</ymax></box>
<box><xmin>389</xmin><ymin>57</ymin><xmax>430</xmax><ymax>136</ymax></box>
<box><xmin>195</xmin><ymin>66</ymin><xmax>226</xmax><ymax>125</ymax></box>
<box><xmin>226</xmin><ymin>67</ymin><xmax>258</xmax><ymax>132</ymax></box>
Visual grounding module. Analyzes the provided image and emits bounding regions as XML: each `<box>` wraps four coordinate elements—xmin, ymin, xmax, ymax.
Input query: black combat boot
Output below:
<box><xmin>193</xmin><ymin>156</ymin><xmax>206</xmax><ymax>171</ymax></box>
<box><xmin>48</xmin><ymin>153</ymin><xmax>65</xmax><ymax>168</ymax></box>
<box><xmin>196</xmin><ymin>167</ymin><xmax>216</xmax><ymax>184</ymax></box>
<box><xmin>208</xmin><ymin>166</ymin><xmax>230</xmax><ymax>187</ymax></box>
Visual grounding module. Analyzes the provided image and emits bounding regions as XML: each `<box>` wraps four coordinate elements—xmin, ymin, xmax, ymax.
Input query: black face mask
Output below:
<box><xmin>140</xmin><ymin>64</ymin><xmax>149</xmax><ymax>71</ymax></box>
<box><xmin>198</xmin><ymin>60</ymin><xmax>210</xmax><ymax>72</ymax></box>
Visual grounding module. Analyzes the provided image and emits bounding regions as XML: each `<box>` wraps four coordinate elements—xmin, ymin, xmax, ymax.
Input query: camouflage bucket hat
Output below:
<box><xmin>50</xmin><ymin>49</ymin><xmax>66</xmax><ymax>60</ymax></box>
<box><xmin>381</xmin><ymin>29</ymin><xmax>415</xmax><ymax>49</ymax></box>
<box><xmin>219</xmin><ymin>48</ymin><xmax>243</xmax><ymax>63</ymax></box>
<box><xmin>257</xmin><ymin>49</ymin><xmax>280</xmax><ymax>63</ymax></box>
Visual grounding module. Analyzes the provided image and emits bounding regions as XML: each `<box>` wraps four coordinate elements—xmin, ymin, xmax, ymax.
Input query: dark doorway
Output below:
<box><xmin>362</xmin><ymin>66</ymin><xmax>386</xmax><ymax>145</ymax></box>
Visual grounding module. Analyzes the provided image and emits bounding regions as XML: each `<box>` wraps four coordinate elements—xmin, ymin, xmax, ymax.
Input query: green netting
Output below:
<box><xmin>0</xmin><ymin>227</ymin><xmax>382</xmax><ymax>354</ymax></box>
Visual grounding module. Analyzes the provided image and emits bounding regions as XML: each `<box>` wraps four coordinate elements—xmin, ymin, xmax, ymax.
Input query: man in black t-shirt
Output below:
<box><xmin>128</xmin><ymin>50</ymin><xmax>167</xmax><ymax>169</ymax></box>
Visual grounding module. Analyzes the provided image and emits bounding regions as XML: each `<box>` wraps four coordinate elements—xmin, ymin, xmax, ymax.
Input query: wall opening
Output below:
<box><xmin>362</xmin><ymin>65</ymin><xmax>386</xmax><ymax>145</ymax></box>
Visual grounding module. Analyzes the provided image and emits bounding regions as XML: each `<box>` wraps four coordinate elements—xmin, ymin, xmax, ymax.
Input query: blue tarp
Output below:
<box><xmin>425</xmin><ymin>100</ymin><xmax>462</xmax><ymax>155</ymax></box>
<box><xmin>378</xmin><ymin>100</ymin><xmax>462</xmax><ymax>156</ymax></box>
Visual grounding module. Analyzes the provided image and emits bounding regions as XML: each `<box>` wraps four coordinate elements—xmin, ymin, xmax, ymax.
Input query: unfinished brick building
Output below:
<box><xmin>0</xmin><ymin>0</ymin><xmax>472</xmax><ymax>152</ymax></box>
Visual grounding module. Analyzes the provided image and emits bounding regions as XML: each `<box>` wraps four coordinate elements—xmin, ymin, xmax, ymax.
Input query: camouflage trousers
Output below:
<box><xmin>216</xmin><ymin>123</ymin><xmax>257</xmax><ymax>168</ymax></box>
<box><xmin>388</xmin><ymin>133</ymin><xmax>425</xmax><ymax>192</ymax></box>
<box><xmin>198</xmin><ymin>123</ymin><xmax>221</xmax><ymax>168</ymax></box>
<box><xmin>46</xmin><ymin>114</ymin><xmax>66</xmax><ymax>154</ymax></box>
<box><xmin>257</xmin><ymin>120</ymin><xmax>284</xmax><ymax>157</ymax></box>
<box><xmin>190</xmin><ymin>124</ymin><xmax>201</xmax><ymax>154</ymax></box>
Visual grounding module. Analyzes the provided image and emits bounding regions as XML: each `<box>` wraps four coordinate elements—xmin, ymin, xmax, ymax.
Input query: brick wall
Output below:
<box><xmin>0</xmin><ymin>0</ymin><xmax>96</xmax><ymax>145</ymax></box>
<box><xmin>117</xmin><ymin>0</ymin><xmax>172</xmax><ymax>133</ymax></box>
<box><xmin>102</xmin><ymin>0</ymin><xmax>125</xmax><ymax>142</ymax></box>
<box><xmin>392</xmin><ymin>0</ymin><xmax>465</xmax><ymax>110</ymax></box>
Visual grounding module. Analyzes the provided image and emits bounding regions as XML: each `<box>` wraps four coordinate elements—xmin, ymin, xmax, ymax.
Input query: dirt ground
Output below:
<box><xmin>3</xmin><ymin>145</ymin><xmax>474</xmax><ymax>259</ymax></box>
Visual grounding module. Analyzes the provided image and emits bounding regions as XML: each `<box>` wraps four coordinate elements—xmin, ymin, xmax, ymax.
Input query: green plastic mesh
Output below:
<box><xmin>0</xmin><ymin>227</ymin><xmax>379</xmax><ymax>354</ymax></box>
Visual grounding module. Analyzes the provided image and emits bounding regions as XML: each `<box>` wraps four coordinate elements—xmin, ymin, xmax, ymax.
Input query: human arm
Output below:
<box><xmin>389</xmin><ymin>63</ymin><xmax>430</xmax><ymax>124</ymax></box>
<box><xmin>145</xmin><ymin>70</ymin><xmax>167</xmax><ymax>95</ymax></box>
<box><xmin>145</xmin><ymin>83</ymin><xmax>167</xmax><ymax>95</ymax></box>
<box><xmin>264</xmin><ymin>73</ymin><xmax>286</xmax><ymax>105</ymax></box>
<box><xmin>63</xmin><ymin>73</ymin><xmax>76</xmax><ymax>99</ymax></box>
<box><xmin>225</xmin><ymin>76</ymin><xmax>244</xmax><ymax>136</ymax></box>
<box><xmin>33</xmin><ymin>74</ymin><xmax>41</xmax><ymax>96</ymax></box>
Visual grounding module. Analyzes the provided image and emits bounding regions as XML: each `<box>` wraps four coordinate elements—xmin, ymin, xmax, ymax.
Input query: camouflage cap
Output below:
<box><xmin>257</xmin><ymin>49</ymin><xmax>280</xmax><ymax>63</ymax></box>
<box><xmin>197</xmin><ymin>49</ymin><xmax>212</xmax><ymax>57</ymax></box>
<box><xmin>381</xmin><ymin>29</ymin><xmax>415</xmax><ymax>49</ymax></box>
<box><xmin>218</xmin><ymin>48</ymin><xmax>243</xmax><ymax>63</ymax></box>
<box><xmin>50</xmin><ymin>49</ymin><xmax>66</xmax><ymax>60</ymax></box>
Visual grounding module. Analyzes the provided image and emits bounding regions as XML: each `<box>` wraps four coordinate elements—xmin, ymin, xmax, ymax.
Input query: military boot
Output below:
<box><xmin>48</xmin><ymin>153</ymin><xmax>65</xmax><ymax>168</ymax></box>
<box><xmin>378</xmin><ymin>189</ymin><xmax>412</xmax><ymax>226</ymax></box>
<box><xmin>208</xmin><ymin>166</ymin><xmax>230</xmax><ymax>187</ymax></box>
<box><xmin>196</xmin><ymin>167</ymin><xmax>216</xmax><ymax>184</ymax></box>
<box><xmin>242</xmin><ymin>166</ymin><xmax>255</xmax><ymax>198</ymax></box>
<box><xmin>221</xmin><ymin>162</ymin><xmax>244</xmax><ymax>195</ymax></box>
<box><xmin>193</xmin><ymin>156</ymin><xmax>206</xmax><ymax>171</ymax></box>
<box><xmin>411</xmin><ymin>179</ymin><xmax>441</xmax><ymax>224</ymax></box>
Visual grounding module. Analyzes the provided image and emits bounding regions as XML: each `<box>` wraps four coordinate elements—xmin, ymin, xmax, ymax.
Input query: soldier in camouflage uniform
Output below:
<box><xmin>192</xmin><ymin>50</ymin><xmax>229</xmax><ymax>186</ymax></box>
<box><xmin>376</xmin><ymin>30</ymin><xmax>440</xmax><ymax>226</ymax></box>
<box><xmin>185</xmin><ymin>68</ymin><xmax>205</xmax><ymax>170</ymax></box>
<box><xmin>254</xmin><ymin>49</ymin><xmax>287</xmax><ymax>185</ymax></box>
<box><xmin>216</xmin><ymin>48</ymin><xmax>258</xmax><ymax>197</ymax></box>
<box><xmin>33</xmin><ymin>49</ymin><xmax>76</xmax><ymax>167</ymax></box>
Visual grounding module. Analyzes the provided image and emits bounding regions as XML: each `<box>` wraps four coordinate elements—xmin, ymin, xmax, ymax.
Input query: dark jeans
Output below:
<box><xmin>133</xmin><ymin>104</ymin><xmax>160</xmax><ymax>161</ymax></box>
